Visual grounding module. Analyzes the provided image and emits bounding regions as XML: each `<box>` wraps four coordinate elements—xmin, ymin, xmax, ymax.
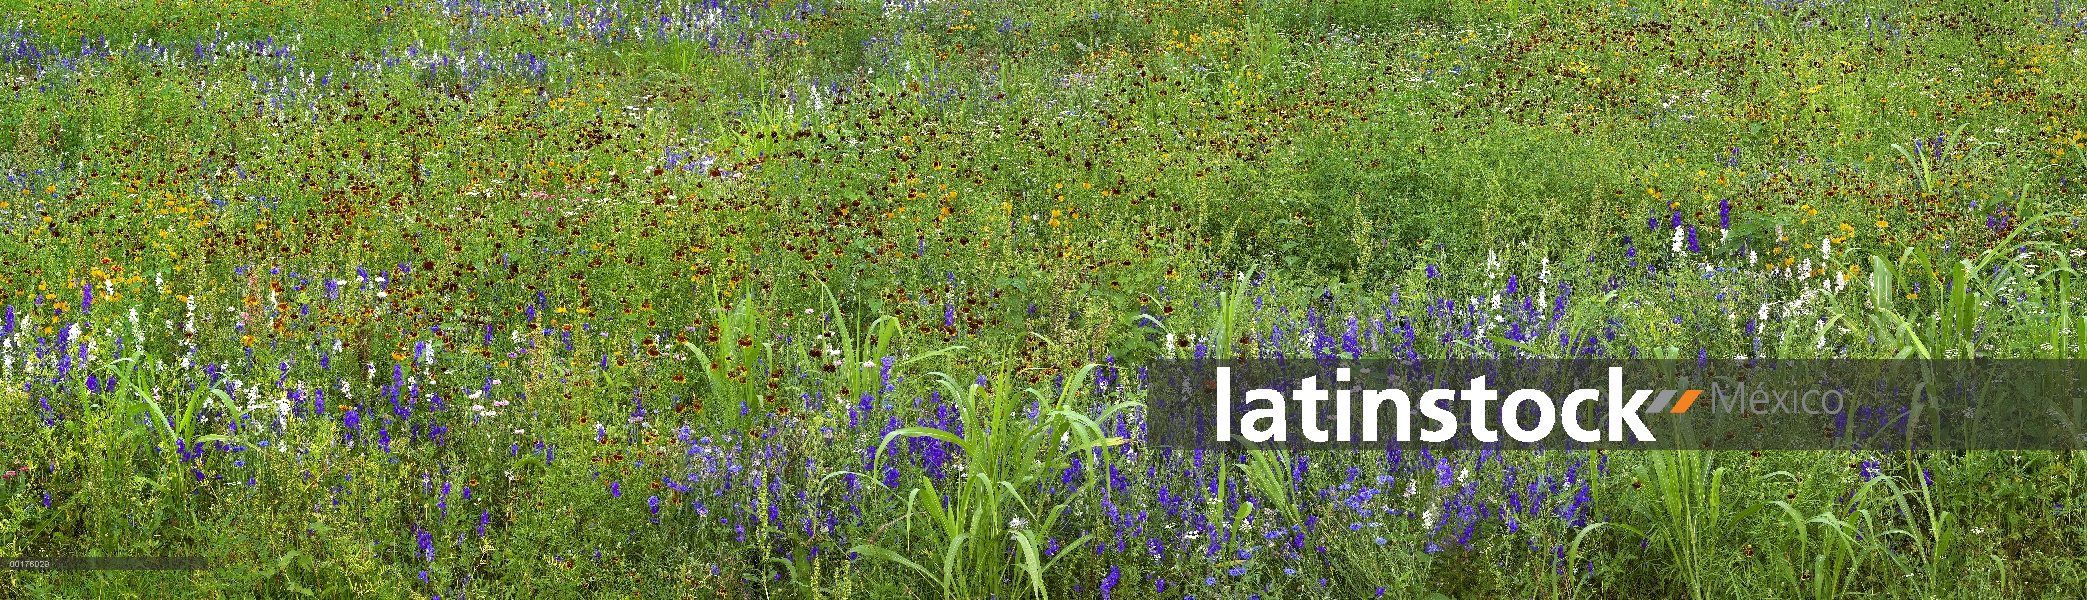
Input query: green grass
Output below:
<box><xmin>0</xmin><ymin>0</ymin><xmax>2084</xmax><ymax>597</ymax></box>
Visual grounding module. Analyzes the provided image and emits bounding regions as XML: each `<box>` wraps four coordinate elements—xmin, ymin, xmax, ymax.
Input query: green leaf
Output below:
<box><xmin>848</xmin><ymin>543</ymin><xmax>940</xmax><ymax>591</ymax></box>
<box><xmin>1010</xmin><ymin>530</ymin><xmax>1048</xmax><ymax>600</ymax></box>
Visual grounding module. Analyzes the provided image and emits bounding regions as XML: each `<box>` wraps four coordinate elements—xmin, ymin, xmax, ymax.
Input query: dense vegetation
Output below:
<box><xmin>2</xmin><ymin>0</ymin><xmax>2085</xmax><ymax>597</ymax></box>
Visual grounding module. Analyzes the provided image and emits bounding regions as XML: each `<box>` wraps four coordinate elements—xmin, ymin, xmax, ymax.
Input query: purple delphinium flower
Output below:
<box><xmin>879</xmin><ymin>356</ymin><xmax>896</xmax><ymax>392</ymax></box>
<box><xmin>416</xmin><ymin>524</ymin><xmax>434</xmax><ymax>561</ymax></box>
<box><xmin>1718</xmin><ymin>198</ymin><xmax>1731</xmax><ymax>229</ymax></box>
<box><xmin>1341</xmin><ymin>316</ymin><xmax>1361</xmax><ymax>358</ymax></box>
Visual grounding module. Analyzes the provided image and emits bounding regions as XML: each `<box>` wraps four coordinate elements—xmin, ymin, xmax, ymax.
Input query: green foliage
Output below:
<box><xmin>1</xmin><ymin>0</ymin><xmax>2084</xmax><ymax>597</ymax></box>
<box><xmin>853</xmin><ymin>365</ymin><xmax>1136</xmax><ymax>599</ymax></box>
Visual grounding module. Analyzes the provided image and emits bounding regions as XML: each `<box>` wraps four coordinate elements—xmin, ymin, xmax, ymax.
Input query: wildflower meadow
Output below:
<box><xmin>1</xmin><ymin>0</ymin><xmax>2085</xmax><ymax>598</ymax></box>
